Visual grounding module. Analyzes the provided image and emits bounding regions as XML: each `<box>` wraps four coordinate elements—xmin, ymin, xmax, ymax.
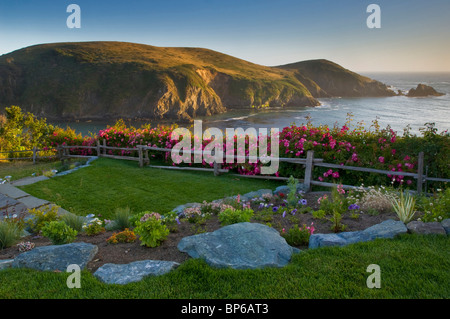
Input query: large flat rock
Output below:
<box><xmin>12</xmin><ymin>242</ymin><xmax>98</xmax><ymax>272</ymax></box>
<box><xmin>309</xmin><ymin>219</ymin><xmax>408</xmax><ymax>249</ymax></box>
<box><xmin>178</xmin><ymin>222</ymin><xmax>295</xmax><ymax>269</ymax></box>
<box><xmin>94</xmin><ymin>260</ymin><xmax>180</xmax><ymax>285</ymax></box>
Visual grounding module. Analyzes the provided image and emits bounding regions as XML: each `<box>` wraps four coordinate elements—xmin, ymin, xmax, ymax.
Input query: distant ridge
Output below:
<box><xmin>0</xmin><ymin>41</ymin><xmax>395</xmax><ymax>121</ymax></box>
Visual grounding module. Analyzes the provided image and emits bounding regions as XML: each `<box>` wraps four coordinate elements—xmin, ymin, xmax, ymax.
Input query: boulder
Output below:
<box><xmin>242</xmin><ymin>189</ymin><xmax>273</xmax><ymax>200</ymax></box>
<box><xmin>94</xmin><ymin>260</ymin><xmax>180</xmax><ymax>285</ymax></box>
<box><xmin>407</xmin><ymin>221</ymin><xmax>446</xmax><ymax>235</ymax></box>
<box><xmin>407</xmin><ymin>84</ymin><xmax>445</xmax><ymax>97</ymax></box>
<box><xmin>441</xmin><ymin>219</ymin><xmax>450</xmax><ymax>235</ymax></box>
<box><xmin>309</xmin><ymin>219</ymin><xmax>408</xmax><ymax>249</ymax></box>
<box><xmin>178</xmin><ymin>222</ymin><xmax>295</xmax><ymax>269</ymax></box>
<box><xmin>12</xmin><ymin>242</ymin><xmax>98</xmax><ymax>272</ymax></box>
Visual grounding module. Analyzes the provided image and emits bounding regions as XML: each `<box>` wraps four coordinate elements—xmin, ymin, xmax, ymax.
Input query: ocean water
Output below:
<box><xmin>54</xmin><ymin>73</ymin><xmax>450</xmax><ymax>136</ymax></box>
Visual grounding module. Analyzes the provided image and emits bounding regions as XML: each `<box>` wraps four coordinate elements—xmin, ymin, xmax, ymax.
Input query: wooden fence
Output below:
<box><xmin>4</xmin><ymin>141</ymin><xmax>446</xmax><ymax>194</ymax></box>
<box><xmin>0</xmin><ymin>147</ymin><xmax>58</xmax><ymax>163</ymax></box>
<box><xmin>54</xmin><ymin>140</ymin><xmax>450</xmax><ymax>194</ymax></box>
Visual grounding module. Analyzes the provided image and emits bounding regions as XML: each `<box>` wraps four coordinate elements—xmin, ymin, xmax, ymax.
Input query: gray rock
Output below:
<box><xmin>243</xmin><ymin>189</ymin><xmax>272</xmax><ymax>200</ymax></box>
<box><xmin>407</xmin><ymin>221</ymin><xmax>446</xmax><ymax>235</ymax></box>
<box><xmin>0</xmin><ymin>259</ymin><xmax>13</xmax><ymax>271</ymax></box>
<box><xmin>274</xmin><ymin>185</ymin><xmax>290</xmax><ymax>196</ymax></box>
<box><xmin>173</xmin><ymin>202</ymin><xmax>201</xmax><ymax>216</ymax></box>
<box><xmin>94</xmin><ymin>260</ymin><xmax>180</xmax><ymax>285</ymax></box>
<box><xmin>309</xmin><ymin>219</ymin><xmax>408</xmax><ymax>249</ymax></box>
<box><xmin>178</xmin><ymin>222</ymin><xmax>294</xmax><ymax>269</ymax></box>
<box><xmin>441</xmin><ymin>219</ymin><xmax>450</xmax><ymax>235</ymax></box>
<box><xmin>12</xmin><ymin>242</ymin><xmax>98</xmax><ymax>272</ymax></box>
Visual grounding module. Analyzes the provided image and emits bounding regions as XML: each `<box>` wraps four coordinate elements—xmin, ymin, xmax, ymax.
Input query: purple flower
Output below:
<box><xmin>175</xmin><ymin>217</ymin><xmax>181</xmax><ymax>225</ymax></box>
<box><xmin>298</xmin><ymin>199</ymin><xmax>307</xmax><ymax>206</ymax></box>
<box><xmin>291</xmin><ymin>209</ymin><xmax>297</xmax><ymax>215</ymax></box>
<box><xmin>273</xmin><ymin>206</ymin><xmax>279</xmax><ymax>212</ymax></box>
<box><xmin>348</xmin><ymin>204</ymin><xmax>360</xmax><ymax>210</ymax></box>
<box><xmin>282</xmin><ymin>211</ymin><xmax>286</xmax><ymax>218</ymax></box>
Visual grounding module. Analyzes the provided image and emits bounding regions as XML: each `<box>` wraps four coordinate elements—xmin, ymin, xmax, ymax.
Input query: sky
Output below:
<box><xmin>1</xmin><ymin>0</ymin><xmax>450</xmax><ymax>72</ymax></box>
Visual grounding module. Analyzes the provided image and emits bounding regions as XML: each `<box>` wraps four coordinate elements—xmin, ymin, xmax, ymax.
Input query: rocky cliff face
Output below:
<box><xmin>0</xmin><ymin>42</ymin><xmax>395</xmax><ymax>121</ymax></box>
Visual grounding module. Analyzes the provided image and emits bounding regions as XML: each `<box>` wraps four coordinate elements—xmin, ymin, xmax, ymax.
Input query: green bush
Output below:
<box><xmin>41</xmin><ymin>221</ymin><xmax>78</xmax><ymax>245</ymax></box>
<box><xmin>218</xmin><ymin>208</ymin><xmax>254</xmax><ymax>226</ymax></box>
<box><xmin>281</xmin><ymin>224</ymin><xmax>314</xmax><ymax>246</ymax></box>
<box><xmin>61</xmin><ymin>213</ymin><xmax>85</xmax><ymax>232</ymax></box>
<box><xmin>0</xmin><ymin>221</ymin><xmax>21</xmax><ymax>249</ymax></box>
<box><xmin>134</xmin><ymin>215</ymin><xmax>170</xmax><ymax>248</ymax></box>
<box><xmin>26</xmin><ymin>205</ymin><xmax>61</xmax><ymax>234</ymax></box>
<box><xmin>106</xmin><ymin>207</ymin><xmax>133</xmax><ymax>231</ymax></box>
<box><xmin>417</xmin><ymin>188</ymin><xmax>450</xmax><ymax>222</ymax></box>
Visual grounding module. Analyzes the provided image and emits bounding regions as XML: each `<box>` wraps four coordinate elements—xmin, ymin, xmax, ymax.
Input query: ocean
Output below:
<box><xmin>53</xmin><ymin>72</ymin><xmax>450</xmax><ymax>136</ymax></box>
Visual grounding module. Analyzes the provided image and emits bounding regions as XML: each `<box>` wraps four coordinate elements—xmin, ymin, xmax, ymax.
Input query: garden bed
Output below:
<box><xmin>0</xmin><ymin>191</ymin><xmax>399</xmax><ymax>273</ymax></box>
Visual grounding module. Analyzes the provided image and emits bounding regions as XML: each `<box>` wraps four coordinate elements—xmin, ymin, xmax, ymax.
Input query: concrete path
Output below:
<box><xmin>0</xmin><ymin>176</ymin><xmax>70</xmax><ymax>220</ymax></box>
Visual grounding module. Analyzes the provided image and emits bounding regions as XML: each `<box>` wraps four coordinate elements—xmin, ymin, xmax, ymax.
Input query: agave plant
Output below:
<box><xmin>390</xmin><ymin>191</ymin><xmax>416</xmax><ymax>223</ymax></box>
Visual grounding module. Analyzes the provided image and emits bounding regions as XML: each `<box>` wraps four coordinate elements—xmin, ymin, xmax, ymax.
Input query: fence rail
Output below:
<box><xmin>4</xmin><ymin>140</ymin><xmax>448</xmax><ymax>194</ymax></box>
<box><xmin>0</xmin><ymin>147</ymin><xmax>58</xmax><ymax>163</ymax></box>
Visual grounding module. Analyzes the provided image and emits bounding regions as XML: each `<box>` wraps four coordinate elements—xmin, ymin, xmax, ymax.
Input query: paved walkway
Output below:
<box><xmin>0</xmin><ymin>176</ymin><xmax>70</xmax><ymax>220</ymax></box>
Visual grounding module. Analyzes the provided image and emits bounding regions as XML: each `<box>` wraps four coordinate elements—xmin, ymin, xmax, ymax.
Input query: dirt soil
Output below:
<box><xmin>0</xmin><ymin>192</ymin><xmax>398</xmax><ymax>273</ymax></box>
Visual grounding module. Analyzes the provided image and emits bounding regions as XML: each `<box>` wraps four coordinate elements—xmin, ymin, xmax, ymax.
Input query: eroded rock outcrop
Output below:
<box><xmin>406</xmin><ymin>84</ymin><xmax>445</xmax><ymax>97</ymax></box>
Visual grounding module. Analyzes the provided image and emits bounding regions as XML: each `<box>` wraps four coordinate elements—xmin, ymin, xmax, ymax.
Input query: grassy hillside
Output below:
<box><xmin>278</xmin><ymin>59</ymin><xmax>396</xmax><ymax>97</ymax></box>
<box><xmin>0</xmin><ymin>42</ymin><xmax>394</xmax><ymax>121</ymax></box>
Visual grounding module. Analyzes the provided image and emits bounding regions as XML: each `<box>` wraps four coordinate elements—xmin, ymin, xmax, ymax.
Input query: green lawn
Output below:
<box><xmin>0</xmin><ymin>234</ymin><xmax>448</xmax><ymax>299</ymax></box>
<box><xmin>19</xmin><ymin>158</ymin><xmax>284</xmax><ymax>219</ymax></box>
<box><xmin>0</xmin><ymin>160</ymin><xmax>63</xmax><ymax>182</ymax></box>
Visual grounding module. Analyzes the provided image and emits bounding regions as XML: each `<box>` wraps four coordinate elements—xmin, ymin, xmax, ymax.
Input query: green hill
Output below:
<box><xmin>0</xmin><ymin>42</ymin><xmax>394</xmax><ymax>121</ymax></box>
<box><xmin>277</xmin><ymin>59</ymin><xmax>396</xmax><ymax>98</ymax></box>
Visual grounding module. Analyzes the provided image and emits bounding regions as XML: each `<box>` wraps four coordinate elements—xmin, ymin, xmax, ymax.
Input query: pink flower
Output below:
<box><xmin>332</xmin><ymin>171</ymin><xmax>340</xmax><ymax>178</ymax></box>
<box><xmin>378</xmin><ymin>156</ymin><xmax>385</xmax><ymax>163</ymax></box>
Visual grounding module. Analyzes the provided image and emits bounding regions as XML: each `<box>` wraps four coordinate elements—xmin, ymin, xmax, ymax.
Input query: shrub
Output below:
<box><xmin>41</xmin><ymin>220</ymin><xmax>78</xmax><ymax>245</ymax></box>
<box><xmin>281</xmin><ymin>223</ymin><xmax>315</xmax><ymax>246</ymax></box>
<box><xmin>61</xmin><ymin>213</ymin><xmax>85</xmax><ymax>232</ymax></box>
<box><xmin>390</xmin><ymin>191</ymin><xmax>416</xmax><ymax>223</ymax></box>
<box><xmin>82</xmin><ymin>217</ymin><xmax>105</xmax><ymax>236</ymax></box>
<box><xmin>417</xmin><ymin>188</ymin><xmax>450</xmax><ymax>222</ymax></box>
<box><xmin>350</xmin><ymin>185</ymin><xmax>394</xmax><ymax>214</ymax></box>
<box><xmin>106</xmin><ymin>228</ymin><xmax>137</xmax><ymax>244</ymax></box>
<box><xmin>0</xmin><ymin>221</ymin><xmax>21</xmax><ymax>249</ymax></box>
<box><xmin>106</xmin><ymin>207</ymin><xmax>133</xmax><ymax>231</ymax></box>
<box><xmin>134</xmin><ymin>215</ymin><xmax>170</xmax><ymax>248</ymax></box>
<box><xmin>26</xmin><ymin>205</ymin><xmax>61</xmax><ymax>234</ymax></box>
<box><xmin>161</xmin><ymin>211</ymin><xmax>180</xmax><ymax>233</ymax></box>
<box><xmin>218</xmin><ymin>208</ymin><xmax>254</xmax><ymax>226</ymax></box>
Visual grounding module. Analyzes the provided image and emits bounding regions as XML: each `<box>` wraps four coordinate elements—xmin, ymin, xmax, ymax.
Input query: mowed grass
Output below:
<box><xmin>18</xmin><ymin>158</ymin><xmax>284</xmax><ymax>219</ymax></box>
<box><xmin>0</xmin><ymin>234</ymin><xmax>448</xmax><ymax>299</ymax></box>
<box><xmin>0</xmin><ymin>160</ymin><xmax>63</xmax><ymax>182</ymax></box>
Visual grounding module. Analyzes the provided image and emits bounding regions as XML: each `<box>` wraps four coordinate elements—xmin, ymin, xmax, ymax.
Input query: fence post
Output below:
<box><xmin>417</xmin><ymin>152</ymin><xmax>424</xmax><ymax>194</ymax></box>
<box><xmin>32</xmin><ymin>147</ymin><xmax>37</xmax><ymax>164</ymax></box>
<box><xmin>96</xmin><ymin>140</ymin><xmax>101</xmax><ymax>157</ymax></box>
<box><xmin>103</xmin><ymin>139</ymin><xmax>106</xmax><ymax>156</ymax></box>
<box><xmin>304</xmin><ymin>150</ymin><xmax>314</xmax><ymax>192</ymax></box>
<box><xmin>138</xmin><ymin>145</ymin><xmax>144</xmax><ymax>168</ymax></box>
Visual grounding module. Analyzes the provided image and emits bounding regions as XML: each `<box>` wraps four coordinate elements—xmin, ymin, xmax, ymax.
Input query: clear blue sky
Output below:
<box><xmin>1</xmin><ymin>0</ymin><xmax>449</xmax><ymax>72</ymax></box>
